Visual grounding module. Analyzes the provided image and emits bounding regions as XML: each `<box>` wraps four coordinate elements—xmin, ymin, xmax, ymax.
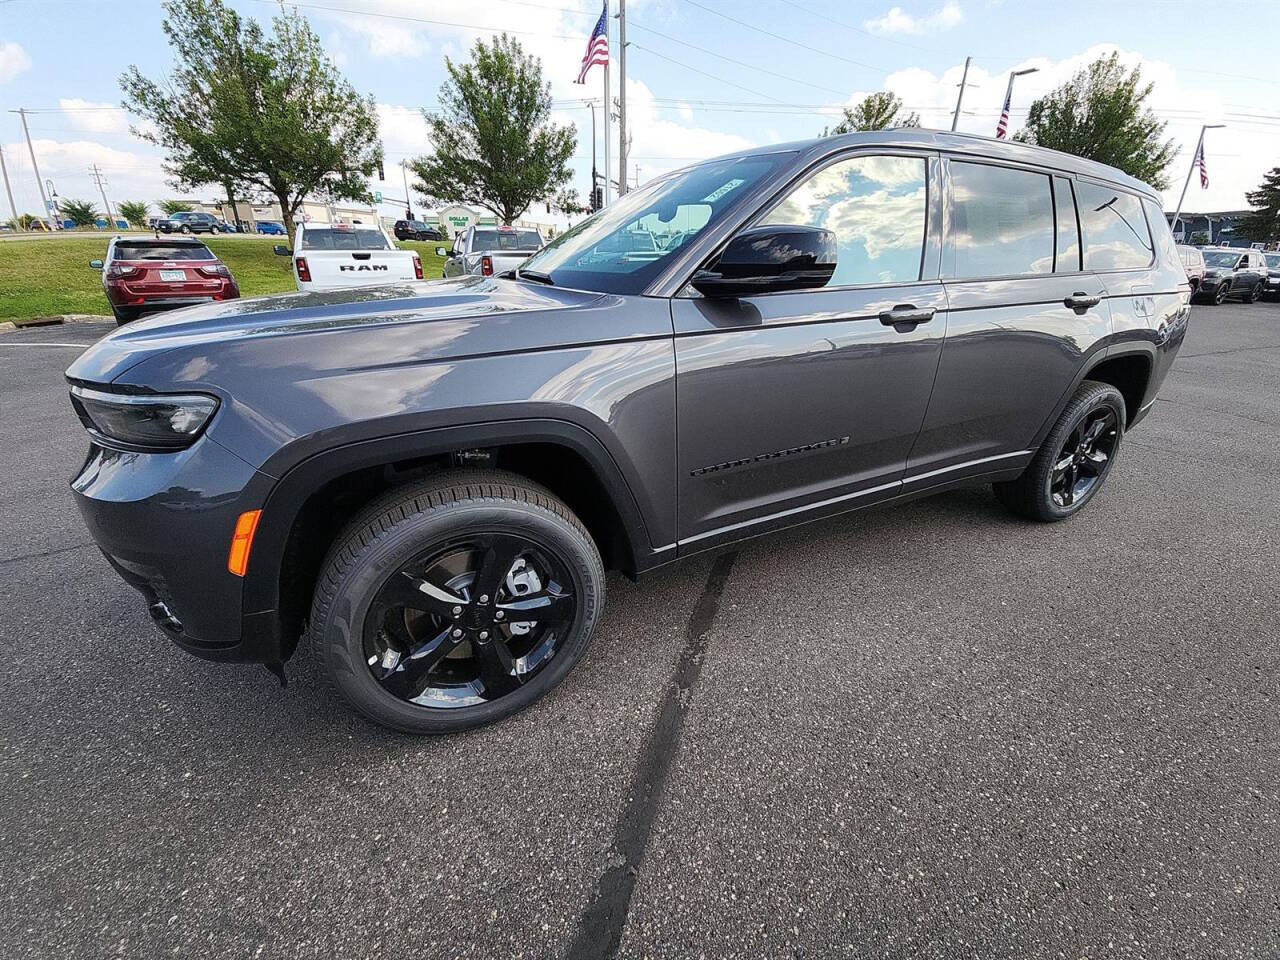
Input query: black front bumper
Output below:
<box><xmin>71</xmin><ymin>436</ymin><xmax>282</xmax><ymax>664</ymax></box>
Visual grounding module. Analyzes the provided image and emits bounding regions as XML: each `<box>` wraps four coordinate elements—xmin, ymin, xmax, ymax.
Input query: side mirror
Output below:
<box><xmin>89</xmin><ymin>259</ymin><xmax>104</xmax><ymax>269</ymax></box>
<box><xmin>692</xmin><ymin>225</ymin><xmax>837</xmax><ymax>298</ymax></box>
<box><xmin>273</xmin><ymin>244</ymin><xmax>291</xmax><ymax>256</ymax></box>
<box><xmin>435</xmin><ymin>246</ymin><xmax>448</xmax><ymax>258</ymax></box>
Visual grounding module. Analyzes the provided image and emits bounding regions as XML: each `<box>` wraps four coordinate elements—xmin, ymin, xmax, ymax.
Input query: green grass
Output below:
<box><xmin>0</xmin><ymin>234</ymin><xmax>448</xmax><ymax>320</ymax></box>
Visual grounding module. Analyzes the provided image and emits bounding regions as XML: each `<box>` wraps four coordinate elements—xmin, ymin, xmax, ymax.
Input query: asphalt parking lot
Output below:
<box><xmin>2</xmin><ymin>303</ymin><xmax>1278</xmax><ymax>959</ymax></box>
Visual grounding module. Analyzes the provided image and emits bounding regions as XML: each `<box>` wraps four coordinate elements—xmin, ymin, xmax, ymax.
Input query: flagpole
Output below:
<box><xmin>1172</xmin><ymin>123</ymin><xmax>1223</xmax><ymax>241</ymax></box>
<box><xmin>603</xmin><ymin>0</ymin><xmax>611</xmax><ymax>207</ymax></box>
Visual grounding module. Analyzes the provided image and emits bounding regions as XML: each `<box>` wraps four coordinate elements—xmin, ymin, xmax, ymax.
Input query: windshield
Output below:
<box><xmin>114</xmin><ymin>242</ymin><xmax>213</xmax><ymax>261</ymax></box>
<box><xmin>519</xmin><ymin>153</ymin><xmax>791</xmax><ymax>294</ymax></box>
<box><xmin>473</xmin><ymin>229</ymin><xmax>542</xmax><ymax>252</ymax></box>
<box><xmin>1203</xmin><ymin>250</ymin><xmax>1243</xmax><ymax>267</ymax></box>
<box><xmin>302</xmin><ymin>228</ymin><xmax>390</xmax><ymax>251</ymax></box>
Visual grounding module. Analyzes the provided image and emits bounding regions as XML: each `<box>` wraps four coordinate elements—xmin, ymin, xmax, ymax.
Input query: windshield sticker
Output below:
<box><xmin>702</xmin><ymin>178</ymin><xmax>745</xmax><ymax>204</ymax></box>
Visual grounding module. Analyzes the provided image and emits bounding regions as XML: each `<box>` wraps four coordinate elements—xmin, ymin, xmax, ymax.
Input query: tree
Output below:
<box><xmin>1013</xmin><ymin>52</ymin><xmax>1176</xmax><ymax>189</ymax></box>
<box><xmin>60</xmin><ymin>199</ymin><xmax>100</xmax><ymax>227</ymax></box>
<box><xmin>1241</xmin><ymin>166</ymin><xmax>1280</xmax><ymax>245</ymax></box>
<box><xmin>1190</xmin><ymin>230</ymin><xmax>1209</xmax><ymax>246</ymax></box>
<box><xmin>160</xmin><ymin>198</ymin><xmax>194</xmax><ymax>215</ymax></box>
<box><xmin>121</xmin><ymin>0</ymin><xmax>382</xmax><ymax>243</ymax></box>
<box><xmin>410</xmin><ymin>35</ymin><xmax>575</xmax><ymax>225</ymax></box>
<box><xmin>118</xmin><ymin>200</ymin><xmax>150</xmax><ymax>227</ymax></box>
<box><xmin>823</xmin><ymin>92</ymin><xmax>920</xmax><ymax>135</ymax></box>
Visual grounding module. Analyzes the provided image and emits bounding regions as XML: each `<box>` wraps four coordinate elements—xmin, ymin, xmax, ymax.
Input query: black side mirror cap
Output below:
<box><xmin>273</xmin><ymin>244</ymin><xmax>291</xmax><ymax>256</ymax></box>
<box><xmin>692</xmin><ymin>224</ymin><xmax>838</xmax><ymax>298</ymax></box>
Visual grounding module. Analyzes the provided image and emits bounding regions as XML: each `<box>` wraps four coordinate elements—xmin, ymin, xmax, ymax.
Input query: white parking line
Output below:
<box><xmin>0</xmin><ymin>342</ymin><xmax>90</xmax><ymax>348</ymax></box>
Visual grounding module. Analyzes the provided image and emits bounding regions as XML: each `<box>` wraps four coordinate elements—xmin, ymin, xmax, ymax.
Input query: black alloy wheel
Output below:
<box><xmin>1049</xmin><ymin>407</ymin><xmax>1119</xmax><ymax>508</ymax></box>
<box><xmin>1213</xmin><ymin>282</ymin><xmax>1228</xmax><ymax>305</ymax></box>
<box><xmin>363</xmin><ymin>533</ymin><xmax>576</xmax><ymax>709</ymax></box>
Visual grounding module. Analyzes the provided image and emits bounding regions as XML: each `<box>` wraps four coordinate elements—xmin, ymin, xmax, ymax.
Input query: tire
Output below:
<box><xmin>179</xmin><ymin>225</ymin><xmax>191</xmax><ymax>235</ymax></box>
<box><xmin>111</xmin><ymin>306</ymin><xmax>138</xmax><ymax>325</ymax></box>
<box><xmin>994</xmin><ymin>380</ymin><xmax>1125</xmax><ymax>522</ymax></box>
<box><xmin>309</xmin><ymin>469</ymin><xmax>605</xmax><ymax>734</ymax></box>
<box><xmin>1242</xmin><ymin>282</ymin><xmax>1261</xmax><ymax>304</ymax></box>
<box><xmin>1213</xmin><ymin>282</ymin><xmax>1228</xmax><ymax>305</ymax></box>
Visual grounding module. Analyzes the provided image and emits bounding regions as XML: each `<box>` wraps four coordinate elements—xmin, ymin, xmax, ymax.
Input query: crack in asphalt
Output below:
<box><xmin>565</xmin><ymin>551</ymin><xmax>738</xmax><ymax>960</ymax></box>
<box><xmin>0</xmin><ymin>540</ymin><xmax>96</xmax><ymax>567</ymax></box>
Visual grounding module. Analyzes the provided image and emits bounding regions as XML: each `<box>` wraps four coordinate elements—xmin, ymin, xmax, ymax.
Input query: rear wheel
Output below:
<box><xmin>994</xmin><ymin>380</ymin><xmax>1125</xmax><ymax>521</ymax></box>
<box><xmin>111</xmin><ymin>306</ymin><xmax>138</xmax><ymax>325</ymax></box>
<box><xmin>1242</xmin><ymin>281</ymin><xmax>1262</xmax><ymax>304</ymax></box>
<box><xmin>179</xmin><ymin>224</ymin><xmax>191</xmax><ymax>235</ymax></box>
<box><xmin>1213</xmin><ymin>282</ymin><xmax>1228</xmax><ymax>305</ymax></box>
<box><xmin>310</xmin><ymin>470</ymin><xmax>605</xmax><ymax>734</ymax></box>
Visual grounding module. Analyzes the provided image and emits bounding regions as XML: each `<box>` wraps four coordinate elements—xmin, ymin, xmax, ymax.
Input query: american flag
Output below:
<box><xmin>1195</xmin><ymin>140</ymin><xmax>1209</xmax><ymax>189</ymax></box>
<box><xmin>995</xmin><ymin>86</ymin><xmax>1012</xmax><ymax>139</ymax></box>
<box><xmin>575</xmin><ymin>2</ymin><xmax>609</xmax><ymax>85</ymax></box>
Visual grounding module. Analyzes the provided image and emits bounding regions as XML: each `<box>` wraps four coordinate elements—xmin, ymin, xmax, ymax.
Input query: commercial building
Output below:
<box><xmin>186</xmin><ymin>199</ymin><xmax>380</xmax><ymax>231</ymax></box>
<box><xmin>1166</xmin><ymin>210</ymin><xmax>1253</xmax><ymax>247</ymax></box>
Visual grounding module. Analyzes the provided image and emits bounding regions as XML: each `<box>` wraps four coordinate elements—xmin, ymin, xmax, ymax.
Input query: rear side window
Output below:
<box><xmin>948</xmin><ymin>161</ymin><xmax>1054</xmax><ymax>278</ymax></box>
<box><xmin>472</xmin><ymin>229</ymin><xmax>543</xmax><ymax>251</ymax></box>
<box><xmin>1142</xmin><ymin>197</ymin><xmax>1179</xmax><ymax>272</ymax></box>
<box><xmin>1076</xmin><ymin>182</ymin><xmax>1153</xmax><ymax>270</ymax></box>
<box><xmin>1053</xmin><ymin>177</ymin><xmax>1081</xmax><ymax>272</ymax></box>
<box><xmin>761</xmin><ymin>153</ymin><xmax>927</xmax><ymax>286</ymax></box>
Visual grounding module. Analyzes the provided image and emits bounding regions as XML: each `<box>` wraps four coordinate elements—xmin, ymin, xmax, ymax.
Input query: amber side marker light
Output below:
<box><xmin>227</xmin><ymin>509</ymin><xmax>262</xmax><ymax>576</ymax></box>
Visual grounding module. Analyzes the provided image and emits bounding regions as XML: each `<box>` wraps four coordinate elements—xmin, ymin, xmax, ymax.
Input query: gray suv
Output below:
<box><xmin>66</xmin><ymin>130</ymin><xmax>1190</xmax><ymax>734</ymax></box>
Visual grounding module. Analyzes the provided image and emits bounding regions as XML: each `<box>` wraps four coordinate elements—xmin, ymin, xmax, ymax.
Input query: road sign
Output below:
<box><xmin>374</xmin><ymin>191</ymin><xmax>383</xmax><ymax>204</ymax></box>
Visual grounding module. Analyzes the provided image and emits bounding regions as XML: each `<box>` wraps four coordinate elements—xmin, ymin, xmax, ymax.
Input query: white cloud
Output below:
<box><xmin>0</xmin><ymin>40</ymin><xmax>32</xmax><ymax>83</ymax></box>
<box><xmin>1</xmin><ymin>138</ymin><xmax>175</xmax><ymax>217</ymax></box>
<box><xmin>865</xmin><ymin>3</ymin><xmax>963</xmax><ymax>34</ymax></box>
<box><xmin>58</xmin><ymin>98</ymin><xmax>130</xmax><ymax>135</ymax></box>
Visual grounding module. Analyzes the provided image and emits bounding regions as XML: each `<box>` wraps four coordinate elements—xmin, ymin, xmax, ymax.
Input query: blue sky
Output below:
<box><xmin>1</xmin><ymin>0</ymin><xmax>1277</xmax><ymax>222</ymax></box>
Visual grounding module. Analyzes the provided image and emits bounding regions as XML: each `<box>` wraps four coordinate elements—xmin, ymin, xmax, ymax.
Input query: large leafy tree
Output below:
<box><xmin>60</xmin><ymin>199</ymin><xmax>100</xmax><ymax>227</ymax></box>
<box><xmin>823</xmin><ymin>92</ymin><xmax>919</xmax><ymax>135</ymax></box>
<box><xmin>1014</xmin><ymin>53</ymin><xmax>1175</xmax><ymax>189</ymax></box>
<box><xmin>159</xmin><ymin>199</ymin><xmax>194</xmax><ymax>215</ymax></box>
<box><xmin>118</xmin><ymin>200</ymin><xmax>150</xmax><ymax>227</ymax></box>
<box><xmin>411</xmin><ymin>35</ymin><xmax>576</xmax><ymax>225</ymax></box>
<box><xmin>1241</xmin><ymin>167</ymin><xmax>1280</xmax><ymax>245</ymax></box>
<box><xmin>121</xmin><ymin>0</ymin><xmax>381</xmax><ymax>243</ymax></box>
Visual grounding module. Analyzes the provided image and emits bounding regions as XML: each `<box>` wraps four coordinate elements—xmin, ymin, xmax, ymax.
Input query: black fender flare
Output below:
<box><xmin>238</xmin><ymin>418</ymin><xmax>658</xmax><ymax>630</ymax></box>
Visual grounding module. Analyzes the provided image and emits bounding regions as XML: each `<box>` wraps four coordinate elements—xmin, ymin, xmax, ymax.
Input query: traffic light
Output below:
<box><xmin>591</xmin><ymin>185</ymin><xmax>603</xmax><ymax>212</ymax></box>
<box><xmin>377</xmin><ymin>160</ymin><xmax>385</xmax><ymax>181</ymax></box>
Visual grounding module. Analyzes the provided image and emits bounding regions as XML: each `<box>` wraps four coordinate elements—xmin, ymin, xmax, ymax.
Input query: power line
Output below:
<box><xmin>628</xmin><ymin>42</ymin><xmax>783</xmax><ymax>103</ymax></box>
<box><xmin>680</xmin><ymin>0</ymin><xmax>886</xmax><ymax>73</ymax></box>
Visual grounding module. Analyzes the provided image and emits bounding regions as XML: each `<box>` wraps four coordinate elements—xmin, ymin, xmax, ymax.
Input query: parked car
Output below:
<box><xmin>439</xmin><ymin>224</ymin><xmax>543</xmax><ymax>277</ymax></box>
<box><xmin>89</xmin><ymin>236</ymin><xmax>240</xmax><ymax>324</ymax></box>
<box><xmin>66</xmin><ymin>130</ymin><xmax>1189</xmax><ymax>734</ymax></box>
<box><xmin>156</xmin><ymin>211</ymin><xmax>222</xmax><ymax>235</ymax></box>
<box><xmin>1177</xmin><ymin>244</ymin><xmax>1205</xmax><ymax>293</ymax></box>
<box><xmin>1262</xmin><ymin>252</ymin><xmax>1280</xmax><ymax>301</ymax></box>
<box><xmin>273</xmin><ymin>221</ymin><xmax>422</xmax><ymax>291</ymax></box>
<box><xmin>393</xmin><ymin>219</ymin><xmax>443</xmax><ymax>242</ymax></box>
<box><xmin>256</xmin><ymin>221</ymin><xmax>287</xmax><ymax>236</ymax></box>
<box><xmin>1197</xmin><ymin>247</ymin><xmax>1269</xmax><ymax>304</ymax></box>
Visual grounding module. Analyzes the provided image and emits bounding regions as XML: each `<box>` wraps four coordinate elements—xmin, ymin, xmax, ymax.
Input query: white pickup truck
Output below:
<box><xmin>437</xmin><ymin>225</ymin><xmax>544</xmax><ymax>278</ymax></box>
<box><xmin>274</xmin><ymin>222</ymin><xmax>422</xmax><ymax>291</ymax></box>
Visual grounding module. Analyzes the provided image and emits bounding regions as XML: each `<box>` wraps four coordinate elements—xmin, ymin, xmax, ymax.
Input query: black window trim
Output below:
<box><xmin>674</xmin><ymin>146</ymin><xmax>942</xmax><ymax>299</ymax></box>
<box><xmin>939</xmin><ymin>154</ymin><xmax>1066</xmax><ymax>284</ymax></box>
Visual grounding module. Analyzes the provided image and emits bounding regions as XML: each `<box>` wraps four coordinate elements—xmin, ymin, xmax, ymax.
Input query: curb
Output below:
<box><xmin>4</xmin><ymin>314</ymin><xmax>110</xmax><ymax>332</ymax></box>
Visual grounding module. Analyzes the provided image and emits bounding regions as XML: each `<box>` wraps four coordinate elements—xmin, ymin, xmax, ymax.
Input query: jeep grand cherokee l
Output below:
<box><xmin>66</xmin><ymin>131</ymin><xmax>1190</xmax><ymax>734</ymax></box>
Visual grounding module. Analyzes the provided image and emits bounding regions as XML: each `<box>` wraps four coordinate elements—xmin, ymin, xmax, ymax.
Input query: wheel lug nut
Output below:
<box><xmin>479</xmin><ymin>594</ymin><xmax>489</xmax><ymax>604</ymax></box>
<box><xmin>452</xmin><ymin>606</ymin><xmax>462</xmax><ymax>617</ymax></box>
<box><xmin>479</xmin><ymin>631</ymin><xmax>489</xmax><ymax>641</ymax></box>
<box><xmin>495</xmin><ymin>611</ymin><xmax>504</xmax><ymax>620</ymax></box>
<box><xmin>451</xmin><ymin>628</ymin><xmax>463</xmax><ymax>638</ymax></box>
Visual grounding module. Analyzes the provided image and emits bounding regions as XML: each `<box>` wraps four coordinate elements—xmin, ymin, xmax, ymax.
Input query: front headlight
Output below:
<box><xmin>69</xmin><ymin>385</ymin><xmax>219</xmax><ymax>450</ymax></box>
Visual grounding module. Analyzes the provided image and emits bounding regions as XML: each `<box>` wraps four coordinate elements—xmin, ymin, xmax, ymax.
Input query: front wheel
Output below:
<box><xmin>310</xmin><ymin>470</ymin><xmax>605</xmax><ymax>734</ymax></box>
<box><xmin>179</xmin><ymin>225</ymin><xmax>191</xmax><ymax>235</ymax></box>
<box><xmin>994</xmin><ymin>380</ymin><xmax>1125</xmax><ymax>521</ymax></box>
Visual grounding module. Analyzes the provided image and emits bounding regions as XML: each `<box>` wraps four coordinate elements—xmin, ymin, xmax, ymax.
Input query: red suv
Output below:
<box><xmin>90</xmin><ymin>237</ymin><xmax>240</xmax><ymax>324</ymax></box>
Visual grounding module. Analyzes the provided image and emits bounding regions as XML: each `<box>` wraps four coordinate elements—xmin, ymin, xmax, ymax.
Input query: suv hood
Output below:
<box><xmin>68</xmin><ymin>275</ymin><xmax>607</xmax><ymax>384</ymax></box>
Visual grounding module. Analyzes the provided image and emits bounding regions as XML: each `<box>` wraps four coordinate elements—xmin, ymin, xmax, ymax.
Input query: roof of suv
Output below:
<box><xmin>704</xmin><ymin>128</ymin><xmax>1162</xmax><ymax>200</ymax></box>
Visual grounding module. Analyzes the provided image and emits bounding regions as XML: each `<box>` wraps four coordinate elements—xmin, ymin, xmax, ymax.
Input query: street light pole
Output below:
<box><xmin>585</xmin><ymin>99</ymin><xmax>598</xmax><ymax>210</ymax></box>
<box><xmin>998</xmin><ymin>67</ymin><xmax>1038</xmax><ymax>137</ymax></box>
<box><xmin>401</xmin><ymin>160</ymin><xmax>413</xmax><ymax>221</ymax></box>
<box><xmin>13</xmin><ymin>108</ymin><xmax>56</xmax><ymax>229</ymax></box>
<box><xmin>1171</xmin><ymin>123</ymin><xmax>1224</xmax><ymax>242</ymax></box>
<box><xmin>617</xmin><ymin>0</ymin><xmax>627</xmax><ymax>196</ymax></box>
<box><xmin>0</xmin><ymin>144</ymin><xmax>20</xmax><ymax>230</ymax></box>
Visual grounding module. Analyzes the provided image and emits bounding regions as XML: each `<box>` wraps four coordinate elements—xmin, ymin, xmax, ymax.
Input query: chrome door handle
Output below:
<box><xmin>878</xmin><ymin>304</ymin><xmax>936</xmax><ymax>328</ymax></box>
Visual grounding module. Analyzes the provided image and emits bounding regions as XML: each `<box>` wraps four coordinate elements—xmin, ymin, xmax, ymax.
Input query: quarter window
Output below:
<box><xmin>948</xmin><ymin>161</ymin><xmax>1054</xmax><ymax>278</ymax></box>
<box><xmin>760</xmin><ymin>154</ymin><xmax>927</xmax><ymax>286</ymax></box>
<box><xmin>1075</xmin><ymin>182</ymin><xmax>1153</xmax><ymax>271</ymax></box>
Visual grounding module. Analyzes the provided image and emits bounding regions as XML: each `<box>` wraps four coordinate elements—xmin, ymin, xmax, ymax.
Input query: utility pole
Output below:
<box><xmin>401</xmin><ymin>159</ymin><xmax>413</xmax><ymax>220</ymax></box>
<box><xmin>89</xmin><ymin>163</ymin><xmax>116</xmax><ymax>228</ymax></box>
<box><xmin>13</xmin><ymin>109</ymin><xmax>56</xmax><ymax>229</ymax></box>
<box><xmin>617</xmin><ymin>0</ymin><xmax>627</xmax><ymax>196</ymax></box>
<box><xmin>603</xmin><ymin>0</ymin><xmax>611</xmax><ymax>206</ymax></box>
<box><xmin>0</xmin><ymin>143</ymin><xmax>19</xmax><ymax>231</ymax></box>
<box><xmin>950</xmin><ymin>56</ymin><xmax>971</xmax><ymax>132</ymax></box>
<box><xmin>1171</xmin><ymin>123</ymin><xmax>1224</xmax><ymax>242</ymax></box>
<box><xmin>584</xmin><ymin>99</ymin><xmax>598</xmax><ymax>210</ymax></box>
